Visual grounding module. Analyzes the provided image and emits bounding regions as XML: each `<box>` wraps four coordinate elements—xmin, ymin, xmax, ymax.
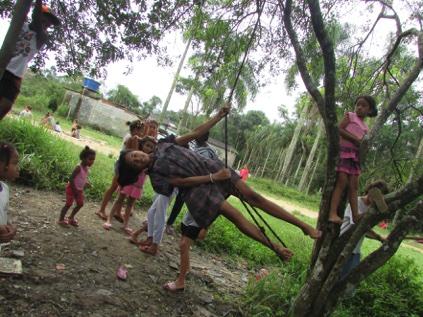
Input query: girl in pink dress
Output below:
<box><xmin>328</xmin><ymin>96</ymin><xmax>378</xmax><ymax>224</ymax></box>
<box><xmin>58</xmin><ymin>146</ymin><xmax>96</xmax><ymax>227</ymax></box>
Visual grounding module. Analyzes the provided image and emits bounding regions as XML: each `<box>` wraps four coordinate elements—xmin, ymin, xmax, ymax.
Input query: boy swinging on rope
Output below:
<box><xmin>0</xmin><ymin>0</ymin><xmax>60</xmax><ymax>119</ymax></box>
<box><xmin>118</xmin><ymin>103</ymin><xmax>321</xmax><ymax>284</ymax></box>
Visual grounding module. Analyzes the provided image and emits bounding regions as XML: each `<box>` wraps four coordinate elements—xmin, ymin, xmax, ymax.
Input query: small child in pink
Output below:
<box><xmin>328</xmin><ymin>96</ymin><xmax>378</xmax><ymax>224</ymax></box>
<box><xmin>120</xmin><ymin>171</ymin><xmax>147</xmax><ymax>233</ymax></box>
<box><xmin>58</xmin><ymin>146</ymin><xmax>96</xmax><ymax>227</ymax></box>
<box><xmin>103</xmin><ymin>136</ymin><xmax>156</xmax><ymax>233</ymax></box>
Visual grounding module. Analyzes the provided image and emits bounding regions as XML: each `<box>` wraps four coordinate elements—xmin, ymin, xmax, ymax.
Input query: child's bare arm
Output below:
<box><xmin>175</xmin><ymin>104</ymin><xmax>230</xmax><ymax>146</ymax></box>
<box><xmin>168</xmin><ymin>168</ymin><xmax>231</xmax><ymax>187</ymax></box>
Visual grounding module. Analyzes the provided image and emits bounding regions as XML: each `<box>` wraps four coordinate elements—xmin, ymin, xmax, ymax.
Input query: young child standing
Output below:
<box><xmin>0</xmin><ymin>143</ymin><xmax>19</xmax><ymax>243</ymax></box>
<box><xmin>328</xmin><ymin>96</ymin><xmax>378</xmax><ymax>224</ymax></box>
<box><xmin>58</xmin><ymin>146</ymin><xmax>96</xmax><ymax>227</ymax></box>
<box><xmin>95</xmin><ymin>120</ymin><xmax>144</xmax><ymax>221</ymax></box>
<box><xmin>103</xmin><ymin>136</ymin><xmax>156</xmax><ymax>232</ymax></box>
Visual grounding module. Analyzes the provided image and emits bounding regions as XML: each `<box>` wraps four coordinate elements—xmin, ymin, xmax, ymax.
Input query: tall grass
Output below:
<box><xmin>0</xmin><ymin>118</ymin><xmax>155</xmax><ymax>204</ymax></box>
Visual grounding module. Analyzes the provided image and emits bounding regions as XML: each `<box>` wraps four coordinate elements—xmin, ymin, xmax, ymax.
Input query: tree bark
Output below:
<box><xmin>280</xmin><ymin>103</ymin><xmax>309</xmax><ymax>182</ymax></box>
<box><xmin>299</xmin><ymin>120</ymin><xmax>323</xmax><ymax>191</ymax></box>
<box><xmin>260</xmin><ymin>148</ymin><xmax>272</xmax><ymax>178</ymax></box>
<box><xmin>0</xmin><ymin>0</ymin><xmax>33</xmax><ymax>79</ymax></box>
<box><xmin>177</xmin><ymin>76</ymin><xmax>196</xmax><ymax>134</ymax></box>
<box><xmin>293</xmin><ymin>151</ymin><xmax>304</xmax><ymax>182</ymax></box>
<box><xmin>306</xmin><ymin>150</ymin><xmax>322</xmax><ymax>194</ymax></box>
<box><xmin>159</xmin><ymin>37</ymin><xmax>192</xmax><ymax>124</ymax></box>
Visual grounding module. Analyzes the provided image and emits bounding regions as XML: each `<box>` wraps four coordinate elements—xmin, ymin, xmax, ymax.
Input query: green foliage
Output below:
<box><xmin>334</xmin><ymin>257</ymin><xmax>423</xmax><ymax>317</ymax></box>
<box><xmin>107</xmin><ymin>85</ymin><xmax>141</xmax><ymax>112</ymax></box>
<box><xmin>0</xmin><ymin>118</ymin><xmax>155</xmax><ymax>205</ymax></box>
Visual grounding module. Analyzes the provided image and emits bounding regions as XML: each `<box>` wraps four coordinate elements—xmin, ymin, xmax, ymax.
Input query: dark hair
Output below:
<box><xmin>195</xmin><ymin>131</ymin><xmax>209</xmax><ymax>146</ymax></box>
<box><xmin>0</xmin><ymin>142</ymin><xmax>17</xmax><ymax>166</ymax></box>
<box><xmin>56</xmin><ymin>121</ymin><xmax>60</xmax><ymax>125</ymax></box>
<box><xmin>126</xmin><ymin>120</ymin><xmax>144</xmax><ymax>133</ymax></box>
<box><xmin>79</xmin><ymin>146</ymin><xmax>96</xmax><ymax>160</ymax></box>
<box><xmin>139</xmin><ymin>136</ymin><xmax>157</xmax><ymax>149</ymax></box>
<box><xmin>364</xmin><ymin>180</ymin><xmax>389</xmax><ymax>195</ymax></box>
<box><xmin>355</xmin><ymin>95</ymin><xmax>377</xmax><ymax>117</ymax></box>
<box><xmin>117</xmin><ymin>150</ymin><xmax>141</xmax><ymax>187</ymax></box>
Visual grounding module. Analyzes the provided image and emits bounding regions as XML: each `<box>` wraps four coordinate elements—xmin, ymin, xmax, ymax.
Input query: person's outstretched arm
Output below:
<box><xmin>175</xmin><ymin>103</ymin><xmax>230</xmax><ymax>146</ymax></box>
<box><xmin>168</xmin><ymin>168</ymin><xmax>231</xmax><ymax>187</ymax></box>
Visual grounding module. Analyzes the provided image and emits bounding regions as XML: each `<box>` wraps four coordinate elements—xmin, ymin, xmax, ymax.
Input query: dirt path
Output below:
<box><xmin>0</xmin><ymin>186</ymin><xmax>249</xmax><ymax>317</ymax></box>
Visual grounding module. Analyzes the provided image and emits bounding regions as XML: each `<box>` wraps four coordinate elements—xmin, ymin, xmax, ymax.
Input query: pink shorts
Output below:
<box><xmin>120</xmin><ymin>185</ymin><xmax>143</xmax><ymax>199</ymax></box>
<box><xmin>65</xmin><ymin>183</ymin><xmax>84</xmax><ymax>206</ymax></box>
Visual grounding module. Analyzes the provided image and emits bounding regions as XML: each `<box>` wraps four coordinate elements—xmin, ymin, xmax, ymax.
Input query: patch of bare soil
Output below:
<box><xmin>0</xmin><ymin>186</ymin><xmax>250</xmax><ymax>317</ymax></box>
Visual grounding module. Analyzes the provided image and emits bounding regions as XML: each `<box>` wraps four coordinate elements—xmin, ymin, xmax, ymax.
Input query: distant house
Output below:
<box><xmin>64</xmin><ymin>89</ymin><xmax>141</xmax><ymax>137</ymax></box>
<box><xmin>64</xmin><ymin>89</ymin><xmax>238</xmax><ymax>166</ymax></box>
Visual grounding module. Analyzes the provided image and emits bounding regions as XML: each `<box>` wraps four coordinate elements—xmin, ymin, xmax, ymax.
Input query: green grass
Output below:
<box><xmin>12</xmin><ymin>105</ymin><xmax>123</xmax><ymax>150</ymax></box>
<box><xmin>0</xmin><ymin>118</ymin><xmax>155</xmax><ymax>206</ymax></box>
<box><xmin>248</xmin><ymin>177</ymin><xmax>321</xmax><ymax>210</ymax></box>
<box><xmin>1</xmin><ymin>117</ymin><xmax>422</xmax><ymax>317</ymax></box>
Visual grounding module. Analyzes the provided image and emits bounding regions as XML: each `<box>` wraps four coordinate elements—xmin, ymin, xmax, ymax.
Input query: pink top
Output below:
<box><xmin>73</xmin><ymin>164</ymin><xmax>89</xmax><ymax>191</ymax></box>
<box><xmin>239</xmin><ymin>168</ymin><xmax>249</xmax><ymax>181</ymax></box>
<box><xmin>339</xmin><ymin>112</ymin><xmax>368</xmax><ymax>160</ymax></box>
<box><xmin>120</xmin><ymin>171</ymin><xmax>147</xmax><ymax>199</ymax></box>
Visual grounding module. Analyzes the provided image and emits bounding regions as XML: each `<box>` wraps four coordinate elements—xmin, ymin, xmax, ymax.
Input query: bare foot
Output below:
<box><xmin>273</xmin><ymin>244</ymin><xmax>293</xmax><ymax>261</ymax></box>
<box><xmin>140</xmin><ymin>243</ymin><xmax>158</xmax><ymax>255</ymax></box>
<box><xmin>95</xmin><ymin>211</ymin><xmax>107</xmax><ymax>220</ymax></box>
<box><xmin>328</xmin><ymin>215</ymin><xmax>343</xmax><ymax>224</ymax></box>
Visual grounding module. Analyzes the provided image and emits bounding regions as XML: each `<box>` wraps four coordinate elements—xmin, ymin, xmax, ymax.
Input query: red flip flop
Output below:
<box><xmin>116</xmin><ymin>265</ymin><xmax>128</xmax><ymax>281</ymax></box>
<box><xmin>163</xmin><ymin>281</ymin><xmax>184</xmax><ymax>292</ymax></box>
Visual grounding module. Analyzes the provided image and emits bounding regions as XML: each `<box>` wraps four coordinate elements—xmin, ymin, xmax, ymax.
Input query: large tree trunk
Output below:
<box><xmin>298</xmin><ymin>120</ymin><xmax>323</xmax><ymax>191</ymax></box>
<box><xmin>0</xmin><ymin>0</ymin><xmax>33</xmax><ymax>79</ymax></box>
<box><xmin>260</xmin><ymin>148</ymin><xmax>272</xmax><ymax>178</ymax></box>
<box><xmin>306</xmin><ymin>150</ymin><xmax>322</xmax><ymax>194</ymax></box>
<box><xmin>159</xmin><ymin>37</ymin><xmax>192</xmax><ymax>124</ymax></box>
<box><xmin>280</xmin><ymin>103</ymin><xmax>309</xmax><ymax>182</ymax></box>
<box><xmin>292</xmin><ymin>151</ymin><xmax>304</xmax><ymax>182</ymax></box>
<box><xmin>281</xmin><ymin>0</ymin><xmax>423</xmax><ymax>315</ymax></box>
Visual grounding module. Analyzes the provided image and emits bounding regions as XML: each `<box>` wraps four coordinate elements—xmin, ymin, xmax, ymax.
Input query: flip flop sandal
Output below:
<box><xmin>103</xmin><ymin>222</ymin><xmax>112</xmax><ymax>230</ymax></box>
<box><xmin>139</xmin><ymin>245</ymin><xmax>158</xmax><ymax>255</ymax></box>
<box><xmin>116</xmin><ymin>265</ymin><xmax>128</xmax><ymax>281</ymax></box>
<box><xmin>95</xmin><ymin>212</ymin><xmax>107</xmax><ymax>220</ymax></box>
<box><xmin>67</xmin><ymin>218</ymin><xmax>79</xmax><ymax>227</ymax></box>
<box><xmin>163</xmin><ymin>281</ymin><xmax>184</xmax><ymax>292</ymax></box>
<box><xmin>57</xmin><ymin>219</ymin><xmax>69</xmax><ymax>227</ymax></box>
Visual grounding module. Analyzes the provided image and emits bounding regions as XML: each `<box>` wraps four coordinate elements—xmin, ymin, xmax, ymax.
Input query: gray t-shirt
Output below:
<box><xmin>0</xmin><ymin>182</ymin><xmax>10</xmax><ymax>225</ymax></box>
<box><xmin>340</xmin><ymin>197</ymin><xmax>369</xmax><ymax>254</ymax></box>
<box><xmin>182</xmin><ymin>211</ymin><xmax>199</xmax><ymax>228</ymax></box>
